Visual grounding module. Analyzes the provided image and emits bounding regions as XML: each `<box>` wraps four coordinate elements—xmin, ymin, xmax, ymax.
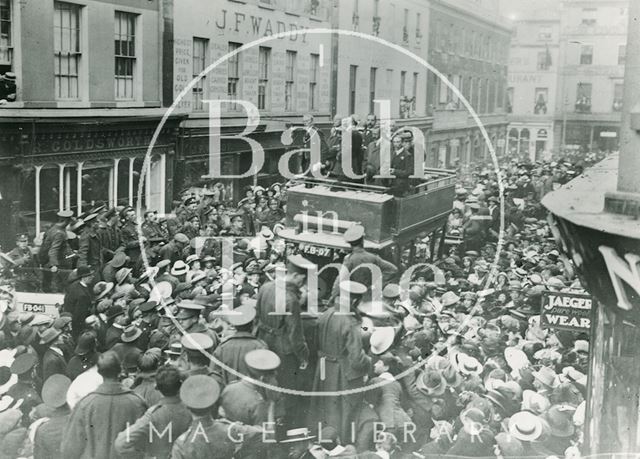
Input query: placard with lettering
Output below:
<box><xmin>540</xmin><ymin>291</ymin><xmax>593</xmax><ymax>332</ymax></box>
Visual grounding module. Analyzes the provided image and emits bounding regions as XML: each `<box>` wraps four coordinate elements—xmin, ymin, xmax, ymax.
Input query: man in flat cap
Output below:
<box><xmin>77</xmin><ymin>213</ymin><xmax>103</xmax><ymax>271</ymax></box>
<box><xmin>332</xmin><ymin>224</ymin><xmax>397</xmax><ymax>300</ymax></box>
<box><xmin>390</xmin><ymin>129</ymin><xmax>415</xmax><ymax>196</ymax></box>
<box><xmin>171</xmin><ymin>375</ymin><xmax>261</xmax><ymax>459</ymax></box>
<box><xmin>40</xmin><ymin>210</ymin><xmax>73</xmax><ymax>292</ymax></box>
<box><xmin>312</xmin><ymin>280</ymin><xmax>371</xmax><ymax>441</ymax></box>
<box><xmin>115</xmin><ymin>365</ymin><xmax>192</xmax><ymax>459</ymax></box>
<box><xmin>255</xmin><ymin>254</ymin><xmax>313</xmax><ymax>427</ymax></box>
<box><xmin>61</xmin><ymin>351</ymin><xmax>147</xmax><ymax>459</ymax></box>
<box><xmin>212</xmin><ymin>304</ymin><xmax>268</xmax><ymax>385</ymax></box>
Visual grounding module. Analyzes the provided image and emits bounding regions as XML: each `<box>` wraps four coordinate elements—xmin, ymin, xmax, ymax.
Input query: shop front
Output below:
<box><xmin>177</xmin><ymin>125</ymin><xmax>301</xmax><ymax>203</ymax></box>
<box><xmin>543</xmin><ymin>154</ymin><xmax>640</xmax><ymax>454</ymax></box>
<box><xmin>0</xmin><ymin>115</ymin><xmax>182</xmax><ymax>238</ymax></box>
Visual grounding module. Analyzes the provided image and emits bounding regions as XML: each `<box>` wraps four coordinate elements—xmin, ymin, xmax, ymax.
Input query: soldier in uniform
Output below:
<box><xmin>221</xmin><ymin>214</ymin><xmax>247</xmax><ymax>237</ymax></box>
<box><xmin>255</xmin><ymin>254</ymin><xmax>313</xmax><ymax>429</ymax></box>
<box><xmin>212</xmin><ymin>304</ymin><xmax>267</xmax><ymax>385</ymax></box>
<box><xmin>40</xmin><ymin>210</ymin><xmax>73</xmax><ymax>292</ymax></box>
<box><xmin>172</xmin><ymin>301</ymin><xmax>219</xmax><ymax>349</ymax></box>
<box><xmin>219</xmin><ymin>349</ymin><xmax>282</xmax><ymax>427</ymax></box>
<box><xmin>77</xmin><ymin>213</ymin><xmax>103</xmax><ymax>271</ymax></box>
<box><xmin>114</xmin><ymin>365</ymin><xmax>192</xmax><ymax>459</ymax></box>
<box><xmin>180</xmin><ymin>332</ymin><xmax>219</xmax><ymax>381</ymax></box>
<box><xmin>141</xmin><ymin>210</ymin><xmax>166</xmax><ymax>240</ymax></box>
<box><xmin>171</xmin><ymin>375</ymin><xmax>262</xmax><ymax>459</ymax></box>
<box><xmin>8</xmin><ymin>353</ymin><xmax>41</xmax><ymax>424</ymax></box>
<box><xmin>7</xmin><ymin>233</ymin><xmax>38</xmax><ymax>290</ymax></box>
<box><xmin>331</xmin><ymin>225</ymin><xmax>398</xmax><ymax>299</ymax></box>
<box><xmin>311</xmin><ymin>280</ymin><xmax>372</xmax><ymax>442</ymax></box>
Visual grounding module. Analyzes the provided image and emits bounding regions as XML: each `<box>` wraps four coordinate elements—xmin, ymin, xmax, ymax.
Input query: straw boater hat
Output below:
<box><xmin>508</xmin><ymin>411</ymin><xmax>544</xmax><ymax>442</ymax></box>
<box><xmin>171</xmin><ymin>260</ymin><xmax>190</xmax><ymax>276</ymax></box>
<box><xmin>416</xmin><ymin>368</ymin><xmax>447</xmax><ymax>396</ymax></box>
<box><xmin>280</xmin><ymin>428</ymin><xmax>316</xmax><ymax>444</ymax></box>
<box><xmin>453</xmin><ymin>352</ymin><xmax>483</xmax><ymax>376</ymax></box>
<box><xmin>115</xmin><ymin>267</ymin><xmax>132</xmax><ymax>285</ymax></box>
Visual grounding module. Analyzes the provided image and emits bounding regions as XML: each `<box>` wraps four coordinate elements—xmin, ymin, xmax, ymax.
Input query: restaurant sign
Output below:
<box><xmin>540</xmin><ymin>291</ymin><xmax>593</xmax><ymax>331</ymax></box>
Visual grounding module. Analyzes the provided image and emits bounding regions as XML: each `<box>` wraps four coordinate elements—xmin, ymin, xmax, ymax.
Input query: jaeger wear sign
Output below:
<box><xmin>540</xmin><ymin>291</ymin><xmax>593</xmax><ymax>332</ymax></box>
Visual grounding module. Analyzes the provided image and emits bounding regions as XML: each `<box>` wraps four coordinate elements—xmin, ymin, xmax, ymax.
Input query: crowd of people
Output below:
<box><xmin>0</xmin><ymin>124</ymin><xmax>606</xmax><ymax>458</ymax></box>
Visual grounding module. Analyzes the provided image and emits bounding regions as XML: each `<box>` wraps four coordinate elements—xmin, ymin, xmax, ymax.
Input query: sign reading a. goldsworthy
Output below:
<box><xmin>540</xmin><ymin>291</ymin><xmax>593</xmax><ymax>332</ymax></box>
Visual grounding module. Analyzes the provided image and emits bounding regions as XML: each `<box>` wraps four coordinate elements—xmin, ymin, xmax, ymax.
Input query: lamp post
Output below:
<box><xmin>561</xmin><ymin>40</ymin><xmax>584</xmax><ymax>150</ymax></box>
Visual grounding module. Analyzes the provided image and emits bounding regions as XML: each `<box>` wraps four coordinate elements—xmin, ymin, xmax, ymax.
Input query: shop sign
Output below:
<box><xmin>600</xmin><ymin>131</ymin><xmax>617</xmax><ymax>138</ymax></box>
<box><xmin>540</xmin><ymin>291</ymin><xmax>592</xmax><ymax>331</ymax></box>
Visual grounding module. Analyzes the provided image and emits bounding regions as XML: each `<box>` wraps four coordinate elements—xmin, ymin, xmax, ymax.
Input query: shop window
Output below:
<box><xmin>506</xmin><ymin>87</ymin><xmax>513</xmax><ymax>113</ymax></box>
<box><xmin>537</xmin><ymin>50</ymin><xmax>551</xmax><ymax>70</ymax></box>
<box><xmin>581</xmin><ymin>8</ymin><xmax>597</xmax><ymax>26</ymax></box>
<box><xmin>369</xmin><ymin>67</ymin><xmax>376</xmax><ymax>115</ymax></box>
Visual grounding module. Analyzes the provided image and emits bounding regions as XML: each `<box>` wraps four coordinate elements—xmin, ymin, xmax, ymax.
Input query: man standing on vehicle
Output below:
<box><xmin>331</xmin><ymin>224</ymin><xmax>398</xmax><ymax>300</ymax></box>
<box><xmin>40</xmin><ymin>210</ymin><xmax>73</xmax><ymax>292</ymax></box>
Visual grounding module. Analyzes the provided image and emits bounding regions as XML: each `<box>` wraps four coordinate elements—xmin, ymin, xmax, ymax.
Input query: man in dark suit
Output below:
<box><xmin>40</xmin><ymin>328</ymin><xmax>68</xmax><ymax>381</ymax></box>
<box><xmin>63</xmin><ymin>265</ymin><xmax>94</xmax><ymax>340</ymax></box>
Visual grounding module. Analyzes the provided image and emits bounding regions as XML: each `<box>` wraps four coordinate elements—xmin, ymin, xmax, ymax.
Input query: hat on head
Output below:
<box><xmin>39</xmin><ymin>328</ymin><xmax>61</xmax><ymax>345</ymax></box>
<box><xmin>573</xmin><ymin>340</ymin><xmax>589</xmax><ymax>354</ymax></box>
<box><xmin>542</xmin><ymin>405</ymin><xmax>575</xmax><ymax>437</ymax></box>
<box><xmin>286</xmin><ymin>254</ymin><xmax>315</xmax><ymax>274</ymax></box>
<box><xmin>259</xmin><ymin>226</ymin><xmax>275</xmax><ymax>240</ymax></box>
<box><xmin>76</xmin><ymin>265</ymin><xmax>93</xmax><ymax>278</ymax></box>
<box><xmin>156</xmin><ymin>259</ymin><xmax>171</xmax><ymax>270</ymax></box>
<box><xmin>181</xmin><ymin>332</ymin><xmax>214</xmax><ymax>352</ymax></box>
<box><xmin>174</xmin><ymin>233</ymin><xmax>189</xmax><ymax>244</ymax></box>
<box><xmin>508</xmin><ymin>411</ymin><xmax>544</xmax><ymax>442</ymax></box>
<box><xmin>164</xmin><ymin>342</ymin><xmax>183</xmax><ymax>356</ymax></box>
<box><xmin>31</xmin><ymin>314</ymin><xmax>53</xmax><ymax>328</ymax></box>
<box><xmin>52</xmin><ymin>316</ymin><xmax>73</xmax><ymax>330</ymax></box>
<box><xmin>149</xmin><ymin>281</ymin><xmax>173</xmax><ymax>303</ymax></box>
<box><xmin>171</xmin><ymin>260</ymin><xmax>190</xmax><ymax>276</ymax></box>
<box><xmin>532</xmin><ymin>366</ymin><xmax>557</xmax><ymax>389</ymax></box>
<box><xmin>280</xmin><ymin>428</ymin><xmax>316</xmax><ymax>444</ymax></box>
<box><xmin>417</xmin><ymin>368</ymin><xmax>447</xmax><ymax>396</ymax></box>
<box><xmin>42</xmin><ymin>374</ymin><xmax>71</xmax><ymax>408</ymax></box>
<box><xmin>180</xmin><ymin>375</ymin><xmax>220</xmax><ymax>410</ymax></box>
<box><xmin>106</xmin><ymin>304</ymin><xmax>125</xmax><ymax>321</ymax></box>
<box><xmin>339</xmin><ymin>280</ymin><xmax>367</xmax><ymax>296</ymax></box>
<box><xmin>245</xmin><ymin>349</ymin><xmax>281</xmax><ymax>372</ymax></box>
<box><xmin>343</xmin><ymin>225</ymin><xmax>365</xmax><ymax>243</ymax></box>
<box><xmin>504</xmin><ymin>347</ymin><xmax>529</xmax><ymax>373</ymax></box>
<box><xmin>139</xmin><ymin>301</ymin><xmax>158</xmax><ymax>313</ymax></box>
<box><xmin>15</xmin><ymin>234</ymin><xmax>28</xmax><ymax>243</ymax></box>
<box><xmin>453</xmin><ymin>352</ymin><xmax>483</xmax><ymax>376</ymax></box>
<box><xmin>441</xmin><ymin>291</ymin><xmax>460</xmax><ymax>307</ymax></box>
<box><xmin>369</xmin><ymin>327</ymin><xmax>395</xmax><ymax>355</ymax></box>
<box><xmin>522</xmin><ymin>389</ymin><xmax>550</xmax><ymax>414</ymax></box>
<box><xmin>10</xmin><ymin>353</ymin><xmax>36</xmax><ymax>376</ymax></box>
<box><xmin>57</xmin><ymin>210</ymin><xmax>74</xmax><ymax>219</ymax></box>
<box><xmin>175</xmin><ymin>300</ymin><xmax>204</xmax><ymax>319</ymax></box>
<box><xmin>75</xmin><ymin>332</ymin><xmax>97</xmax><ymax>355</ymax></box>
<box><xmin>495</xmin><ymin>433</ymin><xmax>524</xmax><ymax>458</ymax></box>
<box><xmin>225</xmin><ymin>304</ymin><xmax>256</xmax><ymax>327</ymax></box>
<box><xmin>121</xmin><ymin>325</ymin><xmax>142</xmax><ymax>343</ymax></box>
<box><xmin>115</xmin><ymin>267</ymin><xmax>132</xmax><ymax>285</ymax></box>
<box><xmin>111</xmin><ymin>252</ymin><xmax>128</xmax><ymax>268</ymax></box>
<box><xmin>382</xmin><ymin>283</ymin><xmax>401</xmax><ymax>300</ymax></box>
<box><xmin>94</xmin><ymin>281</ymin><xmax>114</xmax><ymax>300</ymax></box>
